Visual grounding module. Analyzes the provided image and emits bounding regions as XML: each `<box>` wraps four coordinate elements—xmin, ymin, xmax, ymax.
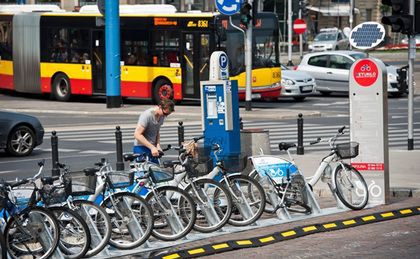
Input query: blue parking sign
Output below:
<box><xmin>215</xmin><ymin>0</ymin><xmax>243</xmax><ymax>16</ymax></box>
<box><xmin>219</xmin><ymin>53</ymin><xmax>228</xmax><ymax>70</ymax></box>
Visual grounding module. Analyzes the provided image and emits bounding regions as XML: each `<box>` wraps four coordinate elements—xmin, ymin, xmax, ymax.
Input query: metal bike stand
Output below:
<box><xmin>29</xmin><ymin>212</ymin><xmax>65</xmax><ymax>259</ymax></box>
<box><xmin>305</xmin><ymin>183</ymin><xmax>322</xmax><ymax>214</ymax></box>
<box><xmin>119</xmin><ymin>196</ymin><xmax>151</xmax><ymax>247</ymax></box>
<box><xmin>79</xmin><ymin>205</ymin><xmax>111</xmax><ymax>256</ymax></box>
<box><xmin>233</xmin><ymin>188</ymin><xmax>256</xmax><ymax>222</ymax></box>
<box><xmin>160</xmin><ymin>195</ymin><xmax>184</xmax><ymax>234</ymax></box>
<box><xmin>327</xmin><ymin>183</ymin><xmax>347</xmax><ymax>210</ymax></box>
<box><xmin>266</xmin><ymin>190</ymin><xmax>291</xmax><ymax>220</ymax></box>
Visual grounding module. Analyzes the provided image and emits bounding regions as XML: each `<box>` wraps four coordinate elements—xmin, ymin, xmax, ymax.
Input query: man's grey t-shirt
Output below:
<box><xmin>134</xmin><ymin>107</ymin><xmax>164</xmax><ymax>146</ymax></box>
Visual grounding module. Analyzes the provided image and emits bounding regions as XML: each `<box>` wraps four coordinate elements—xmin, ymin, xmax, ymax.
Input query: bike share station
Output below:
<box><xmin>32</xmin><ymin>27</ymin><xmax>391</xmax><ymax>259</ymax></box>
<box><xmin>94</xmin><ymin>25</ymin><xmax>390</xmax><ymax>259</ymax></box>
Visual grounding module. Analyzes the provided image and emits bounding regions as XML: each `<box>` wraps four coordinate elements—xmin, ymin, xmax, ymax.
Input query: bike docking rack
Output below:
<box><xmin>44</xmin><ymin>125</ymin><xmax>370</xmax><ymax>259</ymax></box>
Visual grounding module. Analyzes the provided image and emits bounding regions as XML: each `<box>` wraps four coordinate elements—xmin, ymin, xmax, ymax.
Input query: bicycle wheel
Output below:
<box><xmin>5</xmin><ymin>206</ymin><xmax>60</xmax><ymax>259</ymax></box>
<box><xmin>101</xmin><ymin>192</ymin><xmax>154</xmax><ymax>249</ymax></box>
<box><xmin>333</xmin><ymin>164</ymin><xmax>369</xmax><ymax>210</ymax></box>
<box><xmin>184</xmin><ymin>178</ymin><xmax>233</xmax><ymax>233</ymax></box>
<box><xmin>284</xmin><ymin>174</ymin><xmax>312</xmax><ymax>214</ymax></box>
<box><xmin>145</xmin><ymin>186</ymin><xmax>196</xmax><ymax>241</ymax></box>
<box><xmin>49</xmin><ymin>206</ymin><xmax>91</xmax><ymax>259</ymax></box>
<box><xmin>222</xmin><ymin>174</ymin><xmax>266</xmax><ymax>226</ymax></box>
<box><xmin>249</xmin><ymin>169</ymin><xmax>275</xmax><ymax>214</ymax></box>
<box><xmin>71</xmin><ymin>200</ymin><xmax>112</xmax><ymax>257</ymax></box>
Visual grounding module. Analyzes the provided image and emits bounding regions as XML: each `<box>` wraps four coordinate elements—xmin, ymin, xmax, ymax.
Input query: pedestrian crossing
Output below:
<box><xmin>42</xmin><ymin>121</ymin><xmax>420</xmax><ymax>154</ymax></box>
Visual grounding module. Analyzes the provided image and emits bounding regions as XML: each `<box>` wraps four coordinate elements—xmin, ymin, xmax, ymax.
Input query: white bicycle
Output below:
<box><xmin>250</xmin><ymin>126</ymin><xmax>369</xmax><ymax>211</ymax></box>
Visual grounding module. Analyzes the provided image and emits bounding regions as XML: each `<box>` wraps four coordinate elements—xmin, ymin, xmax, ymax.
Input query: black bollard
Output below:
<box><xmin>239</xmin><ymin>117</ymin><xmax>243</xmax><ymax>130</ymax></box>
<box><xmin>178</xmin><ymin>121</ymin><xmax>184</xmax><ymax>146</ymax></box>
<box><xmin>115</xmin><ymin>126</ymin><xmax>124</xmax><ymax>171</ymax></box>
<box><xmin>297</xmin><ymin>113</ymin><xmax>304</xmax><ymax>155</ymax></box>
<box><xmin>51</xmin><ymin>131</ymin><xmax>60</xmax><ymax>176</ymax></box>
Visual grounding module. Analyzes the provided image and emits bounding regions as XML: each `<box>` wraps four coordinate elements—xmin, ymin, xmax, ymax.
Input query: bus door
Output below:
<box><xmin>181</xmin><ymin>32</ymin><xmax>210</xmax><ymax>99</ymax></box>
<box><xmin>91</xmin><ymin>30</ymin><xmax>105</xmax><ymax>94</ymax></box>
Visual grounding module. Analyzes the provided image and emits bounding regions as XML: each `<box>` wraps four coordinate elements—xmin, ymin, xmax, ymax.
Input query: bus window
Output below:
<box><xmin>254</xmin><ymin>33</ymin><xmax>277</xmax><ymax>68</ymax></box>
<box><xmin>121</xmin><ymin>29</ymin><xmax>148</xmax><ymax>66</ymax></box>
<box><xmin>151</xmin><ymin>30</ymin><xmax>179</xmax><ymax>67</ymax></box>
<box><xmin>42</xmin><ymin>27</ymin><xmax>89</xmax><ymax>64</ymax></box>
<box><xmin>0</xmin><ymin>21</ymin><xmax>12</xmax><ymax>60</ymax></box>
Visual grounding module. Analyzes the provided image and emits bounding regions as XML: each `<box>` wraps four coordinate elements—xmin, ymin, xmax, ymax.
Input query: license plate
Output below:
<box><xmin>301</xmin><ymin>85</ymin><xmax>313</xmax><ymax>92</ymax></box>
<box><xmin>251</xmin><ymin>93</ymin><xmax>261</xmax><ymax>99</ymax></box>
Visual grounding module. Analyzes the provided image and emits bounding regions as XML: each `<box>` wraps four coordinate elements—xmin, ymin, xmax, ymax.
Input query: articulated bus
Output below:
<box><xmin>0</xmin><ymin>5</ymin><xmax>281</xmax><ymax>103</ymax></box>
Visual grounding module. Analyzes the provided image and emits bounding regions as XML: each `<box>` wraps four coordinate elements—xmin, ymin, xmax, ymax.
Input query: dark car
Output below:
<box><xmin>0</xmin><ymin>111</ymin><xmax>44</xmax><ymax>156</ymax></box>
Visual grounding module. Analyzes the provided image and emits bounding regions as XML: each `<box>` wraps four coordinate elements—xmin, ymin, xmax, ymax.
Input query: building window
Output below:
<box><xmin>366</xmin><ymin>9</ymin><xmax>372</xmax><ymax>22</ymax></box>
<box><xmin>331</xmin><ymin>0</ymin><xmax>349</xmax><ymax>3</ymax></box>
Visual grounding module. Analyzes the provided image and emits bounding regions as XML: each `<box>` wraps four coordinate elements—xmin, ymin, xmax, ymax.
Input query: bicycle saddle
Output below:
<box><xmin>278</xmin><ymin>142</ymin><xmax>296</xmax><ymax>151</ymax></box>
<box><xmin>123</xmin><ymin>153</ymin><xmax>145</xmax><ymax>162</ymax></box>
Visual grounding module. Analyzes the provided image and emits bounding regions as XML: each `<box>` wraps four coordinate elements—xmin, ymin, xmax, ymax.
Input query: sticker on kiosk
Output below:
<box><xmin>353</xmin><ymin>59</ymin><xmax>379</xmax><ymax>87</ymax></box>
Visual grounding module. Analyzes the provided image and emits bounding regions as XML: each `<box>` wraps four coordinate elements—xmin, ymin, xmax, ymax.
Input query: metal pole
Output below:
<box><xmin>245</xmin><ymin>0</ymin><xmax>253</xmax><ymax>111</ymax></box>
<box><xmin>178</xmin><ymin>121</ymin><xmax>184</xmax><ymax>146</ymax></box>
<box><xmin>115</xmin><ymin>126</ymin><xmax>124</xmax><ymax>170</ymax></box>
<box><xmin>349</xmin><ymin>0</ymin><xmax>354</xmax><ymax>50</ymax></box>
<box><xmin>299</xmin><ymin>9</ymin><xmax>303</xmax><ymax>61</ymax></box>
<box><xmin>287</xmin><ymin>0</ymin><xmax>294</xmax><ymax>66</ymax></box>
<box><xmin>51</xmin><ymin>131</ymin><xmax>59</xmax><ymax>176</ymax></box>
<box><xmin>105</xmin><ymin>0</ymin><xmax>121</xmax><ymax>108</ymax></box>
<box><xmin>408</xmin><ymin>0</ymin><xmax>415</xmax><ymax>150</ymax></box>
<box><xmin>297</xmin><ymin>113</ymin><xmax>304</xmax><ymax>155</ymax></box>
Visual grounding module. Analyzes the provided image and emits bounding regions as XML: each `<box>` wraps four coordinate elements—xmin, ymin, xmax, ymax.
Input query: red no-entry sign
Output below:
<box><xmin>293</xmin><ymin>19</ymin><xmax>307</xmax><ymax>34</ymax></box>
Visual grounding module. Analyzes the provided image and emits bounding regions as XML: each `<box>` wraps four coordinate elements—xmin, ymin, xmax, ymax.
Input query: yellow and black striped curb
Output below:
<box><xmin>153</xmin><ymin>206</ymin><xmax>420</xmax><ymax>259</ymax></box>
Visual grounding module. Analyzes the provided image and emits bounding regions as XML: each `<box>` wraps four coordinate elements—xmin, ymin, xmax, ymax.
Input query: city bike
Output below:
<box><xmin>124</xmin><ymin>153</ymin><xmax>197</xmax><ymax>241</ymax></box>
<box><xmin>250</xmin><ymin>126</ymin><xmax>369</xmax><ymax>212</ymax></box>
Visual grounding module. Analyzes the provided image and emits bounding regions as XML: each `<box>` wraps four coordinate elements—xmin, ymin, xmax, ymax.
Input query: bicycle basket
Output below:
<box><xmin>10</xmin><ymin>185</ymin><xmax>35</xmax><ymax>207</ymax></box>
<box><xmin>185</xmin><ymin>157</ymin><xmax>213</xmax><ymax>178</ymax></box>
<box><xmin>336</xmin><ymin>142</ymin><xmax>359</xmax><ymax>159</ymax></box>
<box><xmin>68</xmin><ymin>169</ymin><xmax>97</xmax><ymax>196</ymax></box>
<box><xmin>148</xmin><ymin>164</ymin><xmax>174</xmax><ymax>183</ymax></box>
<box><xmin>108</xmin><ymin>171</ymin><xmax>134</xmax><ymax>189</ymax></box>
<box><xmin>40</xmin><ymin>177</ymin><xmax>72</xmax><ymax>205</ymax></box>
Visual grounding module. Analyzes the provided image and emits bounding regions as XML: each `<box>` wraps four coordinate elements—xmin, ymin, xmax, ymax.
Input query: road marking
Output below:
<box><xmin>79</xmin><ymin>150</ymin><xmax>115</xmax><ymax>155</ymax></box>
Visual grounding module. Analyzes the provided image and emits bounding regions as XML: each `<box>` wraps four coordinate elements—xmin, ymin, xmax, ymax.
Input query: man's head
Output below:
<box><xmin>159</xmin><ymin>99</ymin><xmax>175</xmax><ymax>116</ymax></box>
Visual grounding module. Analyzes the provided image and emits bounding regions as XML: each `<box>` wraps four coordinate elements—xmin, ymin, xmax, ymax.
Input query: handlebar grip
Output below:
<box><xmin>212</xmin><ymin>144</ymin><xmax>220</xmax><ymax>151</ymax></box>
<box><xmin>338</xmin><ymin>126</ymin><xmax>346</xmax><ymax>133</ymax></box>
<box><xmin>161</xmin><ymin>144</ymin><xmax>172</xmax><ymax>152</ymax></box>
<box><xmin>193</xmin><ymin>135</ymin><xmax>205</xmax><ymax>142</ymax></box>
<box><xmin>310</xmin><ymin>137</ymin><xmax>321</xmax><ymax>145</ymax></box>
<box><xmin>11</xmin><ymin>178</ymin><xmax>29</xmax><ymax>188</ymax></box>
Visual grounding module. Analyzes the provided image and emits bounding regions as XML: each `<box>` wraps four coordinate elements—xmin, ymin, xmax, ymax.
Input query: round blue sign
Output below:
<box><xmin>219</xmin><ymin>53</ymin><xmax>228</xmax><ymax>70</ymax></box>
<box><xmin>215</xmin><ymin>0</ymin><xmax>243</xmax><ymax>16</ymax></box>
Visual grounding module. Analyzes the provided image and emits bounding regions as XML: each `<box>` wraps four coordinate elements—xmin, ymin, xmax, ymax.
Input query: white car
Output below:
<box><xmin>296</xmin><ymin>51</ymin><xmax>406</xmax><ymax>97</ymax></box>
<box><xmin>280</xmin><ymin>64</ymin><xmax>316</xmax><ymax>101</ymax></box>
<box><xmin>308</xmin><ymin>28</ymin><xmax>349</xmax><ymax>52</ymax></box>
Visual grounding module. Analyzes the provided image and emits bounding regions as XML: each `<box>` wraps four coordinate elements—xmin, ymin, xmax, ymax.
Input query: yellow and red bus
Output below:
<box><xmin>0</xmin><ymin>5</ymin><xmax>281</xmax><ymax>103</ymax></box>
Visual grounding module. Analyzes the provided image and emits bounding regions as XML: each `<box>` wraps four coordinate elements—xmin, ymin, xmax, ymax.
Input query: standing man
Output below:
<box><xmin>133</xmin><ymin>99</ymin><xmax>175</xmax><ymax>163</ymax></box>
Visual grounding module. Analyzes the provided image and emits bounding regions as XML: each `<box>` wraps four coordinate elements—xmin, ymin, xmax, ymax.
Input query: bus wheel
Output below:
<box><xmin>52</xmin><ymin>73</ymin><xmax>72</xmax><ymax>101</ymax></box>
<box><xmin>153</xmin><ymin>79</ymin><xmax>173</xmax><ymax>104</ymax></box>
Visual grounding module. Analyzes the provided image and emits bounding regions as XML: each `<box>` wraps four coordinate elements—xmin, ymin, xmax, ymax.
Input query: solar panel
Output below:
<box><xmin>349</xmin><ymin>22</ymin><xmax>386</xmax><ymax>50</ymax></box>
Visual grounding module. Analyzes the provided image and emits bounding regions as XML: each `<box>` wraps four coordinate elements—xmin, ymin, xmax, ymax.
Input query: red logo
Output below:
<box><xmin>353</xmin><ymin>59</ymin><xmax>378</xmax><ymax>87</ymax></box>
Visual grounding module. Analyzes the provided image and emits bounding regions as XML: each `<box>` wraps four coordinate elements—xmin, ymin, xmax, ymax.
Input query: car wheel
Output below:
<box><xmin>6</xmin><ymin>125</ymin><xmax>36</xmax><ymax>156</ymax></box>
<box><xmin>52</xmin><ymin>73</ymin><xmax>72</xmax><ymax>101</ymax></box>
<box><xmin>152</xmin><ymin>79</ymin><xmax>173</xmax><ymax>104</ymax></box>
<box><xmin>319</xmin><ymin>91</ymin><xmax>331</xmax><ymax>96</ymax></box>
<box><xmin>293</xmin><ymin>97</ymin><xmax>306</xmax><ymax>102</ymax></box>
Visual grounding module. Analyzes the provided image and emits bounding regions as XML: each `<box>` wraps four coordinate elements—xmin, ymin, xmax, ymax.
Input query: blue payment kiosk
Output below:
<box><xmin>200</xmin><ymin>52</ymin><xmax>241</xmax><ymax>166</ymax></box>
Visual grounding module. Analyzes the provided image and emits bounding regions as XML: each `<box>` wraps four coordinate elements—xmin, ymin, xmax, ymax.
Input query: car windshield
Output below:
<box><xmin>349</xmin><ymin>53</ymin><xmax>367</xmax><ymax>61</ymax></box>
<box><xmin>314</xmin><ymin>33</ymin><xmax>337</xmax><ymax>42</ymax></box>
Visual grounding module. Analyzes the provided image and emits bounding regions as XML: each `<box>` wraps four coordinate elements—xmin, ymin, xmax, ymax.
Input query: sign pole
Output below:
<box><xmin>105</xmin><ymin>0</ymin><xmax>121</xmax><ymax>108</ymax></box>
<box><xmin>245</xmin><ymin>0</ymin><xmax>253</xmax><ymax>111</ymax></box>
<box><xmin>407</xmin><ymin>0</ymin><xmax>415</xmax><ymax>150</ymax></box>
<box><xmin>298</xmin><ymin>9</ymin><xmax>303</xmax><ymax>61</ymax></box>
<box><xmin>287</xmin><ymin>0</ymin><xmax>293</xmax><ymax>66</ymax></box>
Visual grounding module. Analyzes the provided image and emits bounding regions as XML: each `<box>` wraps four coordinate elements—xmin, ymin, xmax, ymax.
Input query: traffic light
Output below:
<box><xmin>240</xmin><ymin>2</ymin><xmax>252</xmax><ymax>29</ymax></box>
<box><xmin>381</xmin><ymin>0</ymin><xmax>413</xmax><ymax>34</ymax></box>
<box><xmin>299</xmin><ymin>0</ymin><xmax>309</xmax><ymax>17</ymax></box>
